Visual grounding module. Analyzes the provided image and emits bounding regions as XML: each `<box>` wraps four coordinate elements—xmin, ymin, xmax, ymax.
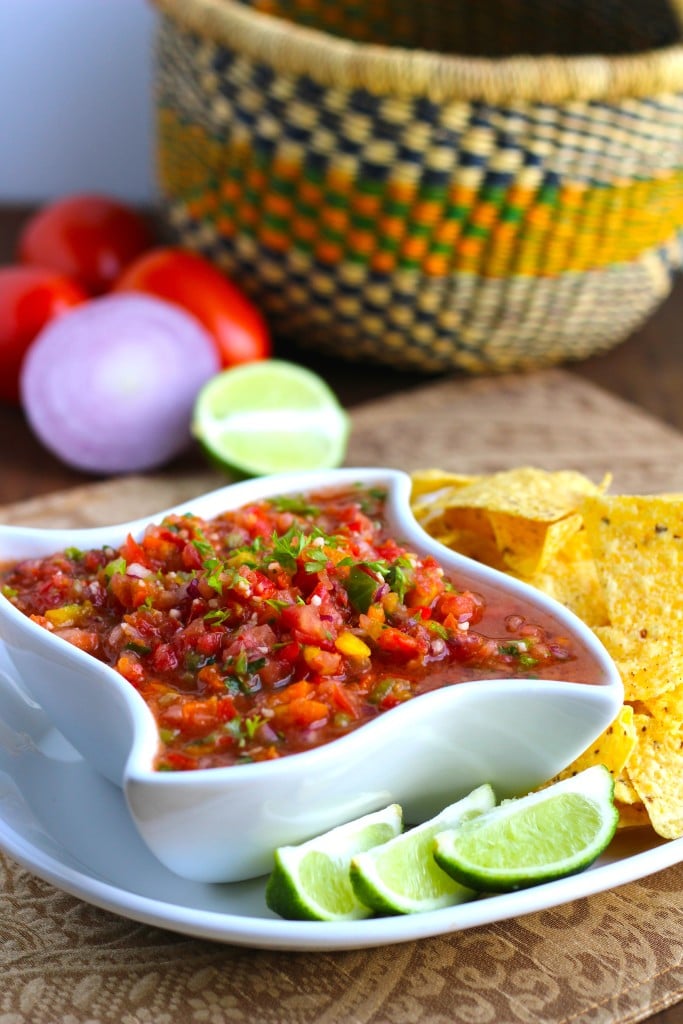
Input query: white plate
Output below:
<box><xmin>0</xmin><ymin>644</ymin><xmax>680</xmax><ymax>952</ymax></box>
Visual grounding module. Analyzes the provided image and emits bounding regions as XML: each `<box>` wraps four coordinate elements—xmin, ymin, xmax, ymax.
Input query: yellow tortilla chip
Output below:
<box><xmin>524</xmin><ymin>529</ymin><xmax>609</xmax><ymax>627</ymax></box>
<box><xmin>411</xmin><ymin>467</ymin><xmax>607</xmax><ymax>577</ymax></box>
<box><xmin>614</xmin><ymin>801</ymin><xmax>651</xmax><ymax>829</ymax></box>
<box><xmin>488</xmin><ymin>510</ymin><xmax>583</xmax><ymax>576</ymax></box>
<box><xmin>581</xmin><ymin>494</ymin><xmax>683</xmax><ymax>637</ymax></box>
<box><xmin>411</xmin><ymin>466</ymin><xmax>683</xmax><ymax>841</ymax></box>
<box><xmin>434</xmin><ymin>467</ymin><xmax>606</xmax><ymax>520</ymax></box>
<box><xmin>410</xmin><ymin>469</ymin><xmax>478</xmax><ymax>500</ymax></box>
<box><xmin>429</xmin><ymin>527</ymin><xmax>507</xmax><ymax>571</ymax></box>
<box><xmin>549</xmin><ymin>704</ymin><xmax>636</xmax><ymax>782</ymax></box>
<box><xmin>614</xmin><ymin>771</ymin><xmax>641</xmax><ymax>806</ymax></box>
<box><xmin>593</xmin><ymin>626</ymin><xmax>682</xmax><ymax>702</ymax></box>
<box><xmin>628</xmin><ymin>685</ymin><xmax>683</xmax><ymax>839</ymax></box>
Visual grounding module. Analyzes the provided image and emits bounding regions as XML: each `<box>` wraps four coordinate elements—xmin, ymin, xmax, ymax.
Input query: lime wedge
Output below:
<box><xmin>265</xmin><ymin>804</ymin><xmax>403</xmax><ymax>921</ymax></box>
<box><xmin>192</xmin><ymin>360</ymin><xmax>349</xmax><ymax>476</ymax></box>
<box><xmin>433</xmin><ymin>765</ymin><xmax>618</xmax><ymax>893</ymax></box>
<box><xmin>349</xmin><ymin>785</ymin><xmax>496</xmax><ymax>915</ymax></box>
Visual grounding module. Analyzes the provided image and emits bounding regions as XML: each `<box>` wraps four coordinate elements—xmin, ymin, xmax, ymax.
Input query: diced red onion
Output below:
<box><xmin>126</xmin><ymin>562</ymin><xmax>152</xmax><ymax>578</ymax></box>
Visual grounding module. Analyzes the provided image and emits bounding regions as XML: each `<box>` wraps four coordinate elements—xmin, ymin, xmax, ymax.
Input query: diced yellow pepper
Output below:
<box><xmin>302</xmin><ymin>645</ymin><xmax>322</xmax><ymax>666</ymax></box>
<box><xmin>335</xmin><ymin>631</ymin><xmax>371</xmax><ymax>659</ymax></box>
<box><xmin>44</xmin><ymin>602</ymin><xmax>91</xmax><ymax>627</ymax></box>
<box><xmin>226</xmin><ymin>551</ymin><xmax>255</xmax><ymax>567</ymax></box>
<box><xmin>302</xmin><ymin>645</ymin><xmax>343</xmax><ymax>675</ymax></box>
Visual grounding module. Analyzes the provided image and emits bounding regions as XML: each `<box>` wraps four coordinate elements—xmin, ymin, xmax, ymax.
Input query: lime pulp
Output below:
<box><xmin>265</xmin><ymin>804</ymin><xmax>403</xmax><ymax>921</ymax></box>
<box><xmin>433</xmin><ymin>765</ymin><xmax>618</xmax><ymax>893</ymax></box>
<box><xmin>349</xmin><ymin>785</ymin><xmax>496</xmax><ymax>915</ymax></box>
<box><xmin>192</xmin><ymin>360</ymin><xmax>349</xmax><ymax>477</ymax></box>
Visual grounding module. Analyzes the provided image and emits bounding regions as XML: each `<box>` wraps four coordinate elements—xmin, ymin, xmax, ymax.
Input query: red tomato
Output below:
<box><xmin>0</xmin><ymin>266</ymin><xmax>87</xmax><ymax>403</ymax></box>
<box><xmin>18</xmin><ymin>194</ymin><xmax>153</xmax><ymax>294</ymax></box>
<box><xmin>114</xmin><ymin>247</ymin><xmax>271</xmax><ymax>367</ymax></box>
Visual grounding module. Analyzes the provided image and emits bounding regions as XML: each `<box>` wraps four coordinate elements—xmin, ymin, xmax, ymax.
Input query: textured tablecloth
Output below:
<box><xmin>1</xmin><ymin>852</ymin><xmax>682</xmax><ymax>1024</ymax></box>
<box><xmin>1</xmin><ymin>370</ymin><xmax>682</xmax><ymax>1024</ymax></box>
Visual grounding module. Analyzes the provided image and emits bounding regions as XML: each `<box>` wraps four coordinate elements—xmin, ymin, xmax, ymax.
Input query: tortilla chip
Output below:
<box><xmin>411</xmin><ymin>467</ymin><xmax>683</xmax><ymax>841</ymax></box>
<box><xmin>592</xmin><ymin>626</ymin><xmax>682</xmax><ymax>702</ymax></box>
<box><xmin>489</xmin><ymin>510</ymin><xmax>584</xmax><ymax>576</ymax></box>
<box><xmin>430</xmin><ymin>527</ymin><xmax>507</xmax><ymax>571</ymax></box>
<box><xmin>412</xmin><ymin>467</ymin><xmax>607</xmax><ymax>577</ymax></box>
<box><xmin>581</xmin><ymin>494</ymin><xmax>683</xmax><ymax>638</ymax></box>
<box><xmin>523</xmin><ymin>529</ymin><xmax>609</xmax><ymax>627</ymax></box>
<box><xmin>410</xmin><ymin>469</ymin><xmax>478</xmax><ymax>501</ymax></box>
<box><xmin>436</xmin><ymin>467</ymin><xmax>606</xmax><ymax>519</ymax></box>
<box><xmin>628</xmin><ymin>685</ymin><xmax>683</xmax><ymax>839</ymax></box>
<box><xmin>614</xmin><ymin>771</ymin><xmax>641</xmax><ymax>806</ymax></box>
<box><xmin>549</xmin><ymin>704</ymin><xmax>636</xmax><ymax>782</ymax></box>
<box><xmin>615</xmin><ymin>801</ymin><xmax>651</xmax><ymax>829</ymax></box>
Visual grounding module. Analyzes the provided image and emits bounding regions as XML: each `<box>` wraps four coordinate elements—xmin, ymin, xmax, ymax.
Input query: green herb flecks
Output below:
<box><xmin>344</xmin><ymin>565</ymin><xmax>380</xmax><ymax>613</ymax></box>
<box><xmin>270</xmin><ymin>526</ymin><xmax>304</xmax><ymax>573</ymax></box>
<box><xmin>270</xmin><ymin>495</ymin><xmax>321</xmax><ymax>517</ymax></box>
<box><xmin>124</xmin><ymin>641</ymin><xmax>152</xmax><ymax>656</ymax></box>
<box><xmin>343</xmin><ymin>555</ymin><xmax>414</xmax><ymax>612</ymax></box>
<box><xmin>104</xmin><ymin>556</ymin><xmax>127</xmax><ymax>579</ymax></box>
<box><xmin>304</xmin><ymin>548</ymin><xmax>329</xmax><ymax>574</ymax></box>
<box><xmin>223</xmin><ymin>648</ymin><xmax>266</xmax><ymax>695</ymax></box>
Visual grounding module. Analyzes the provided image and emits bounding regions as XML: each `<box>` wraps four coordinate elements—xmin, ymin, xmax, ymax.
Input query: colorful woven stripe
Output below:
<box><xmin>158</xmin><ymin>108</ymin><xmax>683</xmax><ymax>279</ymax></box>
<box><xmin>153</xmin><ymin>5</ymin><xmax>683</xmax><ymax>372</ymax></box>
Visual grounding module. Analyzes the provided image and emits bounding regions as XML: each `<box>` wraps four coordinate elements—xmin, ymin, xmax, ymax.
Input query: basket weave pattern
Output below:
<box><xmin>153</xmin><ymin>0</ymin><xmax>683</xmax><ymax>372</ymax></box>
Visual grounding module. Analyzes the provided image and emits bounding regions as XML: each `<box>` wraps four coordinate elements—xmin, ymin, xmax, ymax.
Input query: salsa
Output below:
<box><xmin>0</xmin><ymin>485</ymin><xmax>596</xmax><ymax>771</ymax></box>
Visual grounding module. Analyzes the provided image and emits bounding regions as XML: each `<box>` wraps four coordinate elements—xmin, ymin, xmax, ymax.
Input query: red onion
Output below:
<box><xmin>20</xmin><ymin>293</ymin><xmax>220</xmax><ymax>474</ymax></box>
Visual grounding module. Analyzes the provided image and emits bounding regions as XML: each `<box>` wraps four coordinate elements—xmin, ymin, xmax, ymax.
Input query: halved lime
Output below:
<box><xmin>265</xmin><ymin>804</ymin><xmax>403</xmax><ymax>921</ymax></box>
<box><xmin>433</xmin><ymin>765</ymin><xmax>618</xmax><ymax>893</ymax></box>
<box><xmin>349</xmin><ymin>785</ymin><xmax>495</xmax><ymax>915</ymax></box>
<box><xmin>192</xmin><ymin>360</ymin><xmax>349</xmax><ymax>477</ymax></box>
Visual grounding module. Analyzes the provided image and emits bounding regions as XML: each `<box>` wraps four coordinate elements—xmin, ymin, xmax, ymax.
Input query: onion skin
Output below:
<box><xmin>20</xmin><ymin>294</ymin><xmax>221</xmax><ymax>474</ymax></box>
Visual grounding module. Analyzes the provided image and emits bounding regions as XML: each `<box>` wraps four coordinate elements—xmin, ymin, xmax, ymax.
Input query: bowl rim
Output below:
<box><xmin>153</xmin><ymin>0</ymin><xmax>683</xmax><ymax>105</ymax></box>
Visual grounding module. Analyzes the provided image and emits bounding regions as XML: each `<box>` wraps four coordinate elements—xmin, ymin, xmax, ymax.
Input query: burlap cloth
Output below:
<box><xmin>1</xmin><ymin>371</ymin><xmax>682</xmax><ymax>1024</ymax></box>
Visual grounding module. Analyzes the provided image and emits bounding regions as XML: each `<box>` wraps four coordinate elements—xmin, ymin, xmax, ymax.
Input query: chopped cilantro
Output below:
<box><xmin>344</xmin><ymin>565</ymin><xmax>379</xmax><ymax>613</ymax></box>
<box><xmin>270</xmin><ymin>526</ymin><xmax>304</xmax><ymax>573</ymax></box>
<box><xmin>204</xmin><ymin>608</ymin><xmax>230</xmax><ymax>624</ymax></box>
<box><xmin>270</xmin><ymin>495</ymin><xmax>321</xmax><ymax>516</ymax></box>
<box><xmin>385</xmin><ymin>560</ymin><xmax>411</xmax><ymax>602</ymax></box>
<box><xmin>244</xmin><ymin>714</ymin><xmax>266</xmax><ymax>739</ymax></box>
<box><xmin>304</xmin><ymin>548</ymin><xmax>329</xmax><ymax>573</ymax></box>
<box><xmin>192</xmin><ymin>536</ymin><xmax>215</xmax><ymax>558</ymax></box>
<box><xmin>203</xmin><ymin>557</ymin><xmax>224</xmax><ymax>593</ymax></box>
<box><xmin>124</xmin><ymin>641</ymin><xmax>152</xmax><ymax>656</ymax></box>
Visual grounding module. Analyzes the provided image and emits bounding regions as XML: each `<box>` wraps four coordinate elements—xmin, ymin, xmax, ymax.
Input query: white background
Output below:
<box><xmin>0</xmin><ymin>0</ymin><xmax>157</xmax><ymax>204</ymax></box>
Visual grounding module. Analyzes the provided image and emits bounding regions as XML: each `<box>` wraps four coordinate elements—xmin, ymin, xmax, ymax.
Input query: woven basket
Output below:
<box><xmin>152</xmin><ymin>0</ymin><xmax>683</xmax><ymax>373</ymax></box>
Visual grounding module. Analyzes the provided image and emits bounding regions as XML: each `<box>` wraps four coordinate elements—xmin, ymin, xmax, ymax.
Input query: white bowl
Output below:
<box><xmin>0</xmin><ymin>468</ymin><xmax>623</xmax><ymax>883</ymax></box>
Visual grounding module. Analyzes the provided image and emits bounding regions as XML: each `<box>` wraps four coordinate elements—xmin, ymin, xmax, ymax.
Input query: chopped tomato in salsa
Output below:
<box><xmin>0</xmin><ymin>485</ymin><xmax>593</xmax><ymax>771</ymax></box>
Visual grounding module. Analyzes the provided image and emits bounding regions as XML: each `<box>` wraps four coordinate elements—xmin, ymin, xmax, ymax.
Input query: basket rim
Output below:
<box><xmin>152</xmin><ymin>0</ymin><xmax>683</xmax><ymax>103</ymax></box>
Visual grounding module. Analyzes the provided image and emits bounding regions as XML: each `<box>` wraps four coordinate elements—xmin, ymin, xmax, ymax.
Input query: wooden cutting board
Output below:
<box><xmin>2</xmin><ymin>368</ymin><xmax>682</xmax><ymax>528</ymax></box>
